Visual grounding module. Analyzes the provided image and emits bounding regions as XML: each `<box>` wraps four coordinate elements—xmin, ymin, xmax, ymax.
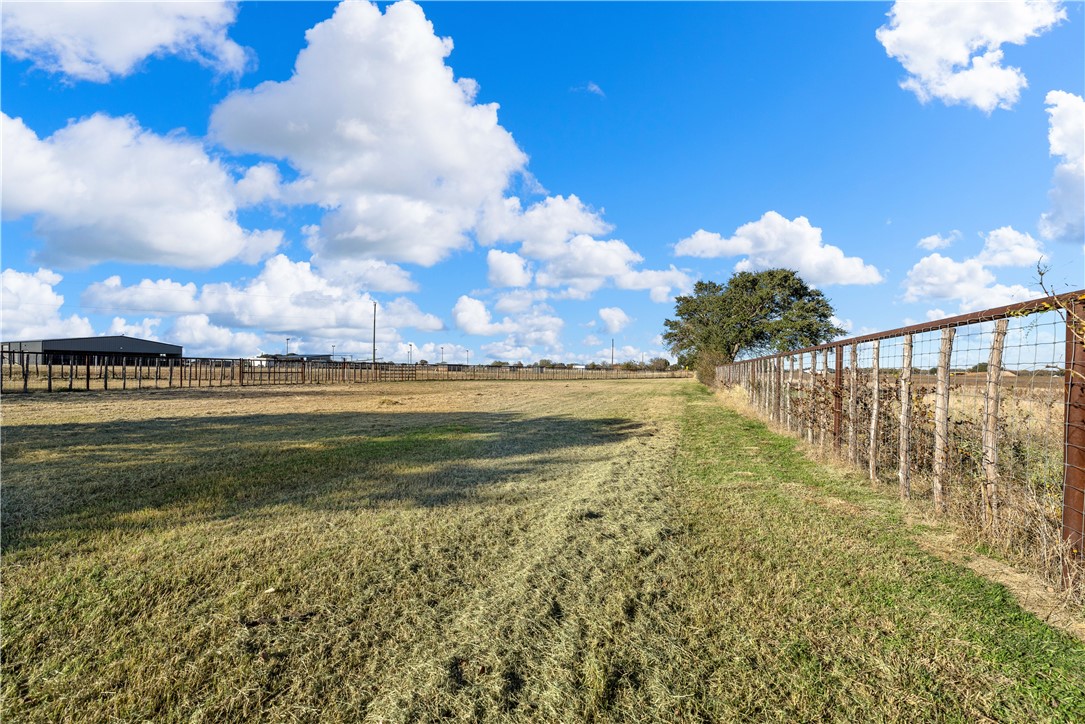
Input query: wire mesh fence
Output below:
<box><xmin>0</xmin><ymin>355</ymin><xmax>691</xmax><ymax>393</ymax></box>
<box><xmin>717</xmin><ymin>292</ymin><xmax>1085</xmax><ymax>593</ymax></box>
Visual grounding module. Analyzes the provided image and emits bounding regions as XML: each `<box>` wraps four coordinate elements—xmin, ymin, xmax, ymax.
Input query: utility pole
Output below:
<box><xmin>611</xmin><ymin>339</ymin><xmax>615</xmax><ymax>367</ymax></box>
<box><xmin>441</xmin><ymin>346</ymin><xmax>444</xmax><ymax>363</ymax></box>
<box><xmin>408</xmin><ymin>342</ymin><xmax>413</xmax><ymax>365</ymax></box>
<box><xmin>372</xmin><ymin>302</ymin><xmax>377</xmax><ymax>371</ymax></box>
<box><xmin>331</xmin><ymin>344</ymin><xmax>336</xmax><ymax>360</ymax></box>
<box><xmin>466</xmin><ymin>349</ymin><xmax>470</xmax><ymax>366</ymax></box>
<box><xmin>286</xmin><ymin>337</ymin><xmax>291</xmax><ymax>355</ymax></box>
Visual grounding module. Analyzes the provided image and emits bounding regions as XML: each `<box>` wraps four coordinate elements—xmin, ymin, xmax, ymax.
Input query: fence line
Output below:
<box><xmin>717</xmin><ymin>291</ymin><xmax>1085</xmax><ymax>590</ymax></box>
<box><xmin>0</xmin><ymin>356</ymin><xmax>690</xmax><ymax>394</ymax></box>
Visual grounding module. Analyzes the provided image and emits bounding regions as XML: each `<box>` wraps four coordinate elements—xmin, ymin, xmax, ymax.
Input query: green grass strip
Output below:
<box><xmin>665</xmin><ymin>384</ymin><xmax>1085</xmax><ymax>722</ymax></box>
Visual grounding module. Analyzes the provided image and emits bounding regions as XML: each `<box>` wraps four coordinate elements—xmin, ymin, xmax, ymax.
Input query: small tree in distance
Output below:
<box><xmin>647</xmin><ymin>357</ymin><xmax>670</xmax><ymax>372</ymax></box>
<box><xmin>662</xmin><ymin>268</ymin><xmax>844</xmax><ymax>384</ymax></box>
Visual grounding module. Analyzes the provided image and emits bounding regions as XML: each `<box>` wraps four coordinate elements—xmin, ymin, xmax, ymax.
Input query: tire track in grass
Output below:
<box><xmin>360</xmin><ymin>380</ymin><xmax>689</xmax><ymax>721</ymax></box>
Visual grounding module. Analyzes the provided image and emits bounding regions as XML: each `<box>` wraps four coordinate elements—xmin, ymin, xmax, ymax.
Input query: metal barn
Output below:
<box><xmin>1</xmin><ymin>335</ymin><xmax>183</xmax><ymax>365</ymax></box>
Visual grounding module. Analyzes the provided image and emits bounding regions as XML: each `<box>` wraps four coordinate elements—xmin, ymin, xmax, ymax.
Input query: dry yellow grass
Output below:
<box><xmin>3</xmin><ymin>379</ymin><xmax>1084</xmax><ymax>721</ymax></box>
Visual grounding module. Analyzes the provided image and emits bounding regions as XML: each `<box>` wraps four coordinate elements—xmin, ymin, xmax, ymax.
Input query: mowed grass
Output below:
<box><xmin>2</xmin><ymin>379</ymin><xmax>1083</xmax><ymax>721</ymax></box>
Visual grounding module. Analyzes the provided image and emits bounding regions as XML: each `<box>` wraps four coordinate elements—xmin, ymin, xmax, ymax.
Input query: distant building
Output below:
<box><xmin>1</xmin><ymin>335</ymin><xmax>182</xmax><ymax>365</ymax></box>
<box><xmin>260</xmin><ymin>353</ymin><xmax>332</xmax><ymax>363</ymax></box>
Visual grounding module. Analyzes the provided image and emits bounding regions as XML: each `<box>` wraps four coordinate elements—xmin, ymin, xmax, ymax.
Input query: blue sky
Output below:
<box><xmin>2</xmin><ymin>1</ymin><xmax>1082</xmax><ymax>364</ymax></box>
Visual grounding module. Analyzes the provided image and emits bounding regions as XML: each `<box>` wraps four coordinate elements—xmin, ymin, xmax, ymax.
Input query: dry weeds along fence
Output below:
<box><xmin>0</xmin><ymin>357</ymin><xmax>690</xmax><ymax>394</ymax></box>
<box><xmin>717</xmin><ymin>291</ymin><xmax>1085</xmax><ymax>593</ymax></box>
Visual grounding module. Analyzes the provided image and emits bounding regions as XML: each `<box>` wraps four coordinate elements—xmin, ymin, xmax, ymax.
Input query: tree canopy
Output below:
<box><xmin>662</xmin><ymin>269</ymin><xmax>844</xmax><ymax>371</ymax></box>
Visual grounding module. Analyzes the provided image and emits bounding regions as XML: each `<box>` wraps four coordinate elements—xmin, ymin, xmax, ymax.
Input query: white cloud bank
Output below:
<box><xmin>902</xmin><ymin>226</ymin><xmax>1045</xmax><ymax>312</ymax></box>
<box><xmin>1</xmin><ymin>0</ymin><xmax>249</xmax><ymax>82</ymax></box>
<box><xmin>452</xmin><ymin>295</ymin><xmax>564</xmax><ymax>358</ymax></box>
<box><xmin>876</xmin><ymin>0</ymin><xmax>1065</xmax><ymax>112</ymax></box>
<box><xmin>1</xmin><ymin>112</ymin><xmax>282</xmax><ymax>269</ymax></box>
<box><xmin>480</xmin><ymin>194</ymin><xmax>690</xmax><ymax>302</ymax></box>
<box><xmin>0</xmin><ymin>268</ymin><xmax>93</xmax><ymax>340</ymax></box>
<box><xmin>674</xmin><ymin>211</ymin><xmax>882</xmax><ymax>286</ymax></box>
<box><xmin>80</xmin><ymin>255</ymin><xmax>444</xmax><ymax>353</ymax></box>
<box><xmin>1039</xmin><ymin>91</ymin><xmax>1085</xmax><ymax>242</ymax></box>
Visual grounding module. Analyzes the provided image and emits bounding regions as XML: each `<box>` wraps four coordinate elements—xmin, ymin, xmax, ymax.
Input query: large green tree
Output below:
<box><xmin>663</xmin><ymin>269</ymin><xmax>844</xmax><ymax>373</ymax></box>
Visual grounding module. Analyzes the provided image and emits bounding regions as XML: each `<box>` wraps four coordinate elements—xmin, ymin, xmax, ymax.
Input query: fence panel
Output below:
<box><xmin>716</xmin><ymin>292</ymin><xmax>1084</xmax><ymax>590</ymax></box>
<box><xmin>1</xmin><ymin>356</ymin><xmax>692</xmax><ymax>394</ymax></box>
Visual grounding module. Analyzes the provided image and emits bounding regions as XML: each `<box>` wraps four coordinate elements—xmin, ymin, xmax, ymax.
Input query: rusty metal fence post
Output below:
<box><xmin>1064</xmin><ymin>296</ymin><xmax>1085</xmax><ymax>575</ymax></box>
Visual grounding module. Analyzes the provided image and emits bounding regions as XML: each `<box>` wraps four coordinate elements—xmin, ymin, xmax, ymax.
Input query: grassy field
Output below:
<box><xmin>2</xmin><ymin>379</ymin><xmax>1084</xmax><ymax>721</ymax></box>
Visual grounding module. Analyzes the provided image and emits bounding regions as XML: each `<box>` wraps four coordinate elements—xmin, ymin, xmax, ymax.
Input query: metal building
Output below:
<box><xmin>1</xmin><ymin>335</ymin><xmax>183</xmax><ymax>365</ymax></box>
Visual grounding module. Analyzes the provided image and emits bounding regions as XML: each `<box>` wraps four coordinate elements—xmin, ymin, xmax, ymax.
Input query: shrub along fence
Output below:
<box><xmin>716</xmin><ymin>291</ymin><xmax>1085</xmax><ymax>590</ymax></box>
<box><xmin>0</xmin><ymin>357</ymin><xmax>689</xmax><ymax>394</ymax></box>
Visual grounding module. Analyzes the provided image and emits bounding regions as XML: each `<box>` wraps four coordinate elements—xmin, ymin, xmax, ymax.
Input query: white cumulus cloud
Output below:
<box><xmin>598</xmin><ymin>307</ymin><xmax>631</xmax><ymax>334</ymax></box>
<box><xmin>1039</xmin><ymin>90</ymin><xmax>1085</xmax><ymax>242</ymax></box>
<box><xmin>107</xmin><ymin>317</ymin><xmax>162</xmax><ymax>339</ymax></box>
<box><xmin>170</xmin><ymin>314</ymin><xmax>265</xmax><ymax>358</ymax></box>
<box><xmin>876</xmin><ymin>0</ymin><xmax>1063</xmax><ymax>113</ymax></box>
<box><xmin>1</xmin><ymin>112</ymin><xmax>282</xmax><ymax>269</ymax></box>
<box><xmin>902</xmin><ymin>226</ymin><xmax>1042</xmax><ymax>312</ymax></box>
<box><xmin>81</xmin><ymin>255</ymin><xmax>443</xmax><ymax>356</ymax></box>
<box><xmin>1</xmin><ymin>0</ymin><xmax>249</xmax><ymax>82</ymax></box>
<box><xmin>210</xmin><ymin>0</ymin><xmax>527</xmax><ymax>267</ymax></box>
<box><xmin>487</xmin><ymin>250</ymin><xmax>532</xmax><ymax>287</ymax></box>
<box><xmin>614</xmin><ymin>266</ymin><xmax>693</xmax><ymax>303</ymax></box>
<box><xmin>876</xmin><ymin>0</ymin><xmax>1065</xmax><ymax>112</ymax></box>
<box><xmin>534</xmin><ymin>235</ymin><xmax>644</xmax><ymax>298</ymax></box>
<box><xmin>917</xmin><ymin>230</ymin><xmax>960</xmax><ymax>250</ymax></box>
<box><xmin>452</xmin><ymin>296</ymin><xmax>517</xmax><ymax>336</ymax></box>
<box><xmin>674</xmin><ymin>211</ymin><xmax>882</xmax><ymax>286</ymax></box>
<box><xmin>480</xmin><ymin>340</ymin><xmax>535</xmax><ymax>363</ymax></box>
<box><xmin>1</xmin><ymin>268</ymin><xmax>94</xmax><ymax>340</ymax></box>
<box><xmin>478</xmin><ymin>194</ymin><xmax>612</xmax><ymax>254</ymax></box>
<box><xmin>83</xmin><ymin>276</ymin><xmax>201</xmax><ymax>314</ymax></box>
<box><xmin>452</xmin><ymin>295</ymin><xmax>564</xmax><ymax>358</ymax></box>
<box><xmin>309</xmin><ymin>255</ymin><xmax>419</xmax><ymax>293</ymax></box>
<box><xmin>493</xmin><ymin>289</ymin><xmax>550</xmax><ymax>314</ymax></box>
<box><xmin>975</xmin><ymin>226</ymin><xmax>1046</xmax><ymax>267</ymax></box>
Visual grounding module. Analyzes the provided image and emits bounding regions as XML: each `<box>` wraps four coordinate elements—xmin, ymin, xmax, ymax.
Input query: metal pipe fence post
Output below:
<box><xmin>1064</xmin><ymin>296</ymin><xmax>1085</xmax><ymax>579</ymax></box>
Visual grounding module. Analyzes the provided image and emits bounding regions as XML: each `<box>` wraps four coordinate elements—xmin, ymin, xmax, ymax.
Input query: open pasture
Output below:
<box><xmin>3</xmin><ymin>379</ymin><xmax>1084</xmax><ymax>721</ymax></box>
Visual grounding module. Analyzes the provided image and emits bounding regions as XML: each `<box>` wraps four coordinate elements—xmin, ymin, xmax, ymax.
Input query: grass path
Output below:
<box><xmin>663</xmin><ymin>386</ymin><xmax>1085</xmax><ymax>721</ymax></box>
<box><xmin>2</xmin><ymin>380</ymin><xmax>1083</xmax><ymax>721</ymax></box>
